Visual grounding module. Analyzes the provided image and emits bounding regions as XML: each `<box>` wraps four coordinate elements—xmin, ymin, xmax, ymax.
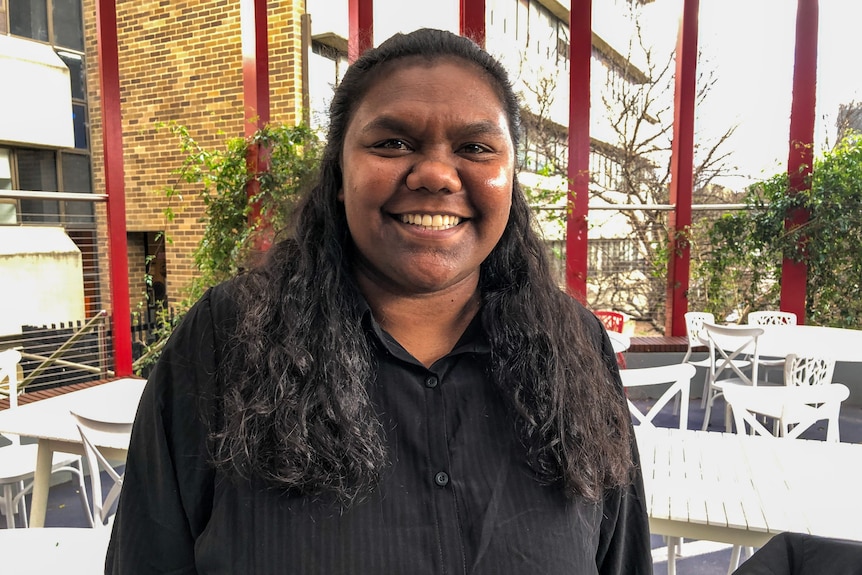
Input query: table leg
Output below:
<box><xmin>28</xmin><ymin>440</ymin><xmax>54</xmax><ymax>528</ymax></box>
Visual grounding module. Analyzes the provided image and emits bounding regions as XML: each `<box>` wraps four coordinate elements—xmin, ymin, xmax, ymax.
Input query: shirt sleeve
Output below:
<box><xmin>105</xmin><ymin>288</ymin><xmax>221</xmax><ymax>574</ymax></box>
<box><xmin>593</xmin><ymin>320</ymin><xmax>654</xmax><ymax>575</ymax></box>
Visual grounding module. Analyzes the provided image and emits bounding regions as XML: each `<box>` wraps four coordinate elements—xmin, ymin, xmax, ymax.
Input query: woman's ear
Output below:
<box><xmin>337</xmin><ymin>189</ymin><xmax>345</xmax><ymax>202</ymax></box>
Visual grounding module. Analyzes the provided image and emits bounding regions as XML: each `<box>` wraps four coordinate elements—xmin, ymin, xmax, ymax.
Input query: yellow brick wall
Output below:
<box><xmin>85</xmin><ymin>0</ymin><xmax>304</xmax><ymax>312</ymax></box>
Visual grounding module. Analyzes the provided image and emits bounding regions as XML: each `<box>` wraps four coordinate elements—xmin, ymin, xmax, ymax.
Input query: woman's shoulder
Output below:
<box><xmin>554</xmin><ymin>290</ymin><xmax>604</xmax><ymax>334</ymax></box>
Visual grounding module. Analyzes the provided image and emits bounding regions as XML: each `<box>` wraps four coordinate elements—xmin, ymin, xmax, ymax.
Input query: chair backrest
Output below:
<box><xmin>0</xmin><ymin>349</ymin><xmax>23</xmax><ymax>408</ymax></box>
<box><xmin>724</xmin><ymin>383</ymin><xmax>849</xmax><ymax>442</ymax></box>
<box><xmin>703</xmin><ymin>323</ymin><xmax>762</xmax><ymax>385</ymax></box>
<box><xmin>683</xmin><ymin>312</ymin><xmax>714</xmax><ymax>361</ymax></box>
<box><xmin>747</xmin><ymin>310</ymin><xmax>798</xmax><ymax>326</ymax></box>
<box><xmin>594</xmin><ymin>310</ymin><xmax>625</xmax><ymax>333</ymax></box>
<box><xmin>70</xmin><ymin>413</ymin><xmax>131</xmax><ymax>527</ymax></box>
<box><xmin>783</xmin><ymin>353</ymin><xmax>836</xmax><ymax>387</ymax></box>
<box><xmin>619</xmin><ymin>363</ymin><xmax>696</xmax><ymax>429</ymax></box>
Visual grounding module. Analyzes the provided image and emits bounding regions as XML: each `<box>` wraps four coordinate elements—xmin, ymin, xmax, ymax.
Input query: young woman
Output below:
<box><xmin>107</xmin><ymin>28</ymin><xmax>652</xmax><ymax>574</ymax></box>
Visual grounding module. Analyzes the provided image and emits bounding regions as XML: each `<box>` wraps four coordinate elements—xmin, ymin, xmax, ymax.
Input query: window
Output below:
<box><xmin>5</xmin><ymin>0</ymin><xmax>91</xmax><ymax>223</ymax></box>
<box><xmin>9</xmin><ymin>0</ymin><xmax>49</xmax><ymax>42</ymax></box>
<box><xmin>0</xmin><ymin>149</ymin><xmax>12</xmax><ymax>191</ymax></box>
<box><xmin>52</xmin><ymin>0</ymin><xmax>84</xmax><ymax>51</ymax></box>
<box><xmin>9</xmin><ymin>0</ymin><xmax>83</xmax><ymax>50</ymax></box>
<box><xmin>18</xmin><ymin>149</ymin><xmax>60</xmax><ymax>223</ymax></box>
<box><xmin>58</xmin><ymin>51</ymin><xmax>85</xmax><ymax>100</ymax></box>
<box><xmin>62</xmin><ymin>153</ymin><xmax>94</xmax><ymax>223</ymax></box>
<box><xmin>588</xmin><ymin>238</ymin><xmax>643</xmax><ymax>274</ymax></box>
<box><xmin>590</xmin><ymin>148</ymin><xmax>623</xmax><ymax>191</ymax></box>
<box><xmin>58</xmin><ymin>52</ymin><xmax>89</xmax><ymax>149</ymax></box>
<box><xmin>0</xmin><ymin>149</ymin><xmax>15</xmax><ymax>224</ymax></box>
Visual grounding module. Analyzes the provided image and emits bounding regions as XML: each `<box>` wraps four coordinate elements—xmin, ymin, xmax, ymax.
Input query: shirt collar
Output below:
<box><xmin>357</xmin><ymin>295</ymin><xmax>491</xmax><ymax>363</ymax></box>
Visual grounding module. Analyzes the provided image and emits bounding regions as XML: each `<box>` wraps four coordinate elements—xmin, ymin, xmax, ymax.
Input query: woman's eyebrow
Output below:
<box><xmin>360</xmin><ymin>115</ymin><xmax>509</xmax><ymax>140</ymax></box>
<box><xmin>358</xmin><ymin>115</ymin><xmax>411</xmax><ymax>135</ymax></box>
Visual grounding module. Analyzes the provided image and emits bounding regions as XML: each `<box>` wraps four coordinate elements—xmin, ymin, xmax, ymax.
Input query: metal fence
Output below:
<box><xmin>1</xmin><ymin>191</ymin><xmax>115</xmax><ymax>393</ymax></box>
<box><xmin>538</xmin><ymin>203</ymin><xmax>749</xmax><ymax>335</ymax></box>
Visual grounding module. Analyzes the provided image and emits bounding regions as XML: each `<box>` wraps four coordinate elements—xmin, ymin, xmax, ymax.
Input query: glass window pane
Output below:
<box><xmin>0</xmin><ymin>149</ymin><xmax>12</xmax><ymax>189</ymax></box>
<box><xmin>21</xmin><ymin>198</ymin><xmax>61</xmax><ymax>223</ymax></box>
<box><xmin>64</xmin><ymin>199</ymin><xmax>94</xmax><ymax>223</ymax></box>
<box><xmin>18</xmin><ymin>149</ymin><xmax>60</xmax><ymax>224</ymax></box>
<box><xmin>63</xmin><ymin>153</ymin><xmax>93</xmax><ymax>223</ymax></box>
<box><xmin>9</xmin><ymin>0</ymin><xmax>49</xmax><ymax>42</ymax></box>
<box><xmin>72</xmin><ymin>103</ymin><xmax>89</xmax><ymax>149</ymax></box>
<box><xmin>59</xmin><ymin>51</ymin><xmax>86</xmax><ymax>100</ymax></box>
<box><xmin>53</xmin><ymin>0</ymin><xmax>85</xmax><ymax>51</ymax></box>
<box><xmin>0</xmin><ymin>202</ymin><xmax>18</xmax><ymax>224</ymax></box>
<box><xmin>62</xmin><ymin>153</ymin><xmax>91</xmax><ymax>193</ymax></box>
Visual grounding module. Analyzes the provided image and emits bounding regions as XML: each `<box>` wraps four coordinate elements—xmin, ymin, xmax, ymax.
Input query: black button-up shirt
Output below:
<box><xmin>107</xmin><ymin>285</ymin><xmax>652</xmax><ymax>574</ymax></box>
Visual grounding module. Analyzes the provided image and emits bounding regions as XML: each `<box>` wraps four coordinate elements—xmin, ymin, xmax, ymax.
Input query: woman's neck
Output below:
<box><xmin>358</xmin><ymin>276</ymin><xmax>481</xmax><ymax>367</ymax></box>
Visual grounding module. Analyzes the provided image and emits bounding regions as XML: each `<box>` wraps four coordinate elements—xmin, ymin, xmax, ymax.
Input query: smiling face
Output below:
<box><xmin>339</xmin><ymin>57</ymin><xmax>515</xmax><ymax>299</ymax></box>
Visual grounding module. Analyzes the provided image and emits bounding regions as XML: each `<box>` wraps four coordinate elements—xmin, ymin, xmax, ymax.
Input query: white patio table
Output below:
<box><xmin>636</xmin><ymin>426</ymin><xmax>862</xmax><ymax>572</ymax></box>
<box><xmin>0</xmin><ymin>377</ymin><xmax>145</xmax><ymax>528</ymax></box>
<box><xmin>754</xmin><ymin>324</ymin><xmax>862</xmax><ymax>363</ymax></box>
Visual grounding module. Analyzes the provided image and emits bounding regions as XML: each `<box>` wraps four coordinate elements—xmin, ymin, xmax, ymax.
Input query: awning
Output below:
<box><xmin>0</xmin><ymin>35</ymin><xmax>74</xmax><ymax>149</ymax></box>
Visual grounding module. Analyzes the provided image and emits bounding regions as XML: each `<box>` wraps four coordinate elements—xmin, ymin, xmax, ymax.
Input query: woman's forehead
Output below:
<box><xmin>353</xmin><ymin>56</ymin><xmax>510</xmax><ymax>124</ymax></box>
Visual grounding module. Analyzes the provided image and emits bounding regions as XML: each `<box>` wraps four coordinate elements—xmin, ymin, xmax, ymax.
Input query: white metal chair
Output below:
<box><xmin>763</xmin><ymin>353</ymin><xmax>836</xmax><ymax>436</ymax></box>
<box><xmin>620</xmin><ymin>362</ymin><xmax>695</xmax><ymax>572</ymax></box>
<box><xmin>683</xmin><ymin>312</ymin><xmax>715</xmax><ymax>409</ymax></box>
<box><xmin>747</xmin><ymin>311</ymin><xmax>798</xmax><ymax>382</ymax></box>
<box><xmin>725</xmin><ymin>383</ymin><xmax>849</xmax><ymax>442</ymax></box>
<box><xmin>683</xmin><ymin>312</ymin><xmax>749</xmax><ymax>412</ymax></box>
<box><xmin>620</xmin><ymin>363</ymin><xmax>694</xmax><ymax>430</ymax></box>
<box><xmin>722</xmin><ymin>383</ymin><xmax>849</xmax><ymax>573</ymax></box>
<box><xmin>701</xmin><ymin>323</ymin><xmax>765</xmax><ymax>431</ymax></box>
<box><xmin>0</xmin><ymin>349</ymin><xmax>91</xmax><ymax>528</ymax></box>
<box><xmin>783</xmin><ymin>353</ymin><xmax>835</xmax><ymax>387</ymax></box>
<box><xmin>70</xmin><ymin>412</ymin><xmax>131</xmax><ymax>527</ymax></box>
<box><xmin>747</xmin><ymin>310</ymin><xmax>798</xmax><ymax>326</ymax></box>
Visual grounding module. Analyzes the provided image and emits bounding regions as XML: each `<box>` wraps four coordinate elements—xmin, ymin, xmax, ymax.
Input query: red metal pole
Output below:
<box><xmin>665</xmin><ymin>0</ymin><xmax>699</xmax><ymax>337</ymax></box>
<box><xmin>565</xmin><ymin>0</ymin><xmax>592</xmax><ymax>303</ymax></box>
<box><xmin>780</xmin><ymin>0</ymin><xmax>818</xmax><ymax>324</ymax></box>
<box><xmin>348</xmin><ymin>0</ymin><xmax>374</xmax><ymax>63</ymax></box>
<box><xmin>459</xmin><ymin>0</ymin><xmax>486</xmax><ymax>47</ymax></box>
<box><xmin>96</xmin><ymin>0</ymin><xmax>132</xmax><ymax>376</ymax></box>
<box><xmin>241</xmin><ymin>0</ymin><xmax>272</xmax><ymax>250</ymax></box>
<box><xmin>241</xmin><ymin>0</ymin><xmax>271</xmax><ymax>137</ymax></box>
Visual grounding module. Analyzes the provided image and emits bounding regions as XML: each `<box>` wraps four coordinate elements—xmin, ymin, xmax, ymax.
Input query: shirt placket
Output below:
<box><xmin>423</xmin><ymin>367</ymin><xmax>467</xmax><ymax>575</ymax></box>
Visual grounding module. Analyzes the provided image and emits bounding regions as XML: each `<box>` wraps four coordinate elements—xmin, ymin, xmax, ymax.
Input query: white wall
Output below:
<box><xmin>0</xmin><ymin>227</ymin><xmax>85</xmax><ymax>336</ymax></box>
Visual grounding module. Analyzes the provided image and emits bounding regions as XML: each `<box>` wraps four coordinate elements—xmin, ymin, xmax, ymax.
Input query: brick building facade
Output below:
<box><xmin>84</xmin><ymin>0</ymin><xmax>305</xmax><ymax>312</ymax></box>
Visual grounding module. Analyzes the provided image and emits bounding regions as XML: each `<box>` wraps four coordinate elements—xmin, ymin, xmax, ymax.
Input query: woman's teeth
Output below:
<box><xmin>400</xmin><ymin>214</ymin><xmax>461</xmax><ymax>230</ymax></box>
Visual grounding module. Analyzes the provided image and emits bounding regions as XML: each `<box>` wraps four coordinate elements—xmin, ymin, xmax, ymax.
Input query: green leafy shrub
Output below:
<box><xmin>133</xmin><ymin>122</ymin><xmax>322</xmax><ymax>373</ymax></box>
<box><xmin>701</xmin><ymin>134</ymin><xmax>862</xmax><ymax>327</ymax></box>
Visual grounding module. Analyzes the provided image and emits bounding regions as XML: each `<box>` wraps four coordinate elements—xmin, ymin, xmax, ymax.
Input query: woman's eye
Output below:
<box><xmin>374</xmin><ymin>139</ymin><xmax>411</xmax><ymax>151</ymax></box>
<box><xmin>460</xmin><ymin>143</ymin><xmax>490</xmax><ymax>155</ymax></box>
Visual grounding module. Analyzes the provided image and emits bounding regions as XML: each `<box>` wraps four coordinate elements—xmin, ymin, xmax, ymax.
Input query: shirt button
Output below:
<box><xmin>434</xmin><ymin>471</ymin><xmax>450</xmax><ymax>487</ymax></box>
<box><xmin>425</xmin><ymin>375</ymin><xmax>439</xmax><ymax>389</ymax></box>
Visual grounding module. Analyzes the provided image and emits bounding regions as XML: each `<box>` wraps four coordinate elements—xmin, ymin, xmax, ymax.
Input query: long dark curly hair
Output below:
<box><xmin>211</xmin><ymin>28</ymin><xmax>633</xmax><ymax>503</ymax></box>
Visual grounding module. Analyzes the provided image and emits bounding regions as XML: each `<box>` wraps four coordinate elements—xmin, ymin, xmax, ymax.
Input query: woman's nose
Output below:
<box><xmin>405</xmin><ymin>156</ymin><xmax>462</xmax><ymax>194</ymax></box>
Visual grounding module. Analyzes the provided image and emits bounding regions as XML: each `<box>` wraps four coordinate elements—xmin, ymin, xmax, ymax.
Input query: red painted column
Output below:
<box><xmin>241</xmin><ymin>0</ymin><xmax>271</xmax><ymax>136</ymax></box>
<box><xmin>460</xmin><ymin>0</ymin><xmax>486</xmax><ymax>47</ymax></box>
<box><xmin>96</xmin><ymin>0</ymin><xmax>132</xmax><ymax>376</ymax></box>
<box><xmin>780</xmin><ymin>0</ymin><xmax>818</xmax><ymax>324</ymax></box>
<box><xmin>665</xmin><ymin>0</ymin><xmax>699</xmax><ymax>336</ymax></box>
<box><xmin>349</xmin><ymin>0</ymin><xmax>374</xmax><ymax>62</ymax></box>
<box><xmin>565</xmin><ymin>0</ymin><xmax>592</xmax><ymax>303</ymax></box>
<box><xmin>241</xmin><ymin>0</ymin><xmax>272</xmax><ymax>249</ymax></box>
